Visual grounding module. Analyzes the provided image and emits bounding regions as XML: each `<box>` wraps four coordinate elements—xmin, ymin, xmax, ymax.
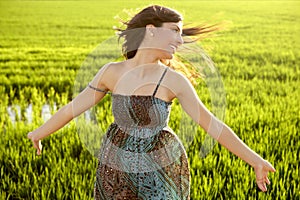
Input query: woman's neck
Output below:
<box><xmin>129</xmin><ymin>49</ymin><xmax>161</xmax><ymax>66</ymax></box>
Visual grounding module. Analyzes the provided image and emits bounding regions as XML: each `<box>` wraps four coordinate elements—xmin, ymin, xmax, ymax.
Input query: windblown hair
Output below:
<box><xmin>115</xmin><ymin>5</ymin><xmax>223</xmax><ymax>84</ymax></box>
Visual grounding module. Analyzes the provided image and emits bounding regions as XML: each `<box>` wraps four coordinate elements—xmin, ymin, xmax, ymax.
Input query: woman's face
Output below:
<box><xmin>141</xmin><ymin>21</ymin><xmax>184</xmax><ymax>59</ymax></box>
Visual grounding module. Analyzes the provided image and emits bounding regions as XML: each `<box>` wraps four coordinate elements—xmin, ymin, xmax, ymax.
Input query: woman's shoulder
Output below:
<box><xmin>104</xmin><ymin>61</ymin><xmax>126</xmax><ymax>70</ymax></box>
<box><xmin>97</xmin><ymin>61</ymin><xmax>128</xmax><ymax>91</ymax></box>
<box><xmin>165</xmin><ymin>66</ymin><xmax>190</xmax><ymax>83</ymax></box>
<box><xmin>100</xmin><ymin>61</ymin><xmax>128</xmax><ymax>77</ymax></box>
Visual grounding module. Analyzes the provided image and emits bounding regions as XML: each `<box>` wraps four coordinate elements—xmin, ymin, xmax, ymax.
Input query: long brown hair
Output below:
<box><xmin>115</xmin><ymin>5</ymin><xmax>223</xmax><ymax>84</ymax></box>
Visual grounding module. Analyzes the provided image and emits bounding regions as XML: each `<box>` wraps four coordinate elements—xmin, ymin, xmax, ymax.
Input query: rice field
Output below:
<box><xmin>0</xmin><ymin>0</ymin><xmax>299</xmax><ymax>199</ymax></box>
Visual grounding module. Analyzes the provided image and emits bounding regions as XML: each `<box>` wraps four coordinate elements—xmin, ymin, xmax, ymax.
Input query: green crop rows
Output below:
<box><xmin>0</xmin><ymin>1</ymin><xmax>299</xmax><ymax>199</ymax></box>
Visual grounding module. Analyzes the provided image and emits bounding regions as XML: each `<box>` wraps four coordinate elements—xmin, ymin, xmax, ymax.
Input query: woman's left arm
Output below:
<box><xmin>173</xmin><ymin>72</ymin><xmax>276</xmax><ymax>192</ymax></box>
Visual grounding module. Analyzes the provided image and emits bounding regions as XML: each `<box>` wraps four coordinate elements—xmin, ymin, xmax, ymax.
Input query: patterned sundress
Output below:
<box><xmin>91</xmin><ymin>68</ymin><xmax>190</xmax><ymax>199</ymax></box>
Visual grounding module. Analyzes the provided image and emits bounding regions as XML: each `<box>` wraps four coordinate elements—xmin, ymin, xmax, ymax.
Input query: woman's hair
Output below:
<box><xmin>115</xmin><ymin>5</ymin><xmax>223</xmax><ymax>84</ymax></box>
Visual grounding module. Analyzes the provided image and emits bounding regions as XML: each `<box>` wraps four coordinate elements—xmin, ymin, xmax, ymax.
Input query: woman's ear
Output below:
<box><xmin>146</xmin><ymin>24</ymin><xmax>155</xmax><ymax>37</ymax></box>
<box><xmin>146</xmin><ymin>24</ymin><xmax>155</xmax><ymax>28</ymax></box>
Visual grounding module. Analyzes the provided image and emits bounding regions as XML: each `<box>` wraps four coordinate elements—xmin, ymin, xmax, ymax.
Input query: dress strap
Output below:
<box><xmin>88</xmin><ymin>83</ymin><xmax>108</xmax><ymax>94</ymax></box>
<box><xmin>152</xmin><ymin>67</ymin><xmax>168</xmax><ymax>96</ymax></box>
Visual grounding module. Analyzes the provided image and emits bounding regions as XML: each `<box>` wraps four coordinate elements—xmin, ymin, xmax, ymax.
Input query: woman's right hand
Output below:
<box><xmin>27</xmin><ymin>132</ymin><xmax>43</xmax><ymax>155</ymax></box>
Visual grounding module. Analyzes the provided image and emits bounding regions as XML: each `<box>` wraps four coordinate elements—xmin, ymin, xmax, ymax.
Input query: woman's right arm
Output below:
<box><xmin>27</xmin><ymin>63</ymin><xmax>111</xmax><ymax>155</ymax></box>
<box><xmin>28</xmin><ymin>86</ymin><xmax>107</xmax><ymax>140</ymax></box>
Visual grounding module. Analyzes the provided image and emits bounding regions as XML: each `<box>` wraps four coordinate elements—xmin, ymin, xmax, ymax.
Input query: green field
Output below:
<box><xmin>0</xmin><ymin>0</ymin><xmax>299</xmax><ymax>199</ymax></box>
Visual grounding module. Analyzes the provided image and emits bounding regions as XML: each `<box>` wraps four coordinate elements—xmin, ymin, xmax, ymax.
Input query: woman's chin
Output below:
<box><xmin>160</xmin><ymin>52</ymin><xmax>174</xmax><ymax>60</ymax></box>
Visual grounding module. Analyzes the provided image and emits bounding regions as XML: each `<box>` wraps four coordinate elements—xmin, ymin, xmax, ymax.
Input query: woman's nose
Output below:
<box><xmin>177</xmin><ymin>34</ymin><xmax>184</xmax><ymax>45</ymax></box>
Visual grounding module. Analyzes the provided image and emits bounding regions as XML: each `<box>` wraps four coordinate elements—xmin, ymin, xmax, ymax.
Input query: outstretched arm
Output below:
<box><xmin>173</xmin><ymin>72</ymin><xmax>276</xmax><ymax>192</ymax></box>
<box><xmin>27</xmin><ymin>63</ymin><xmax>111</xmax><ymax>155</ymax></box>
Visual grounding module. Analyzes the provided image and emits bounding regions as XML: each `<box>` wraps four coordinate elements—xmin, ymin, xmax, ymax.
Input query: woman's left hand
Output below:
<box><xmin>253</xmin><ymin>159</ymin><xmax>276</xmax><ymax>192</ymax></box>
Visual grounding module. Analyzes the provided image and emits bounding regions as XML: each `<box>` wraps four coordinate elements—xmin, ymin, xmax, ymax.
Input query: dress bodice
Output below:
<box><xmin>88</xmin><ymin>66</ymin><xmax>171</xmax><ymax>137</ymax></box>
<box><xmin>112</xmin><ymin>94</ymin><xmax>172</xmax><ymax>135</ymax></box>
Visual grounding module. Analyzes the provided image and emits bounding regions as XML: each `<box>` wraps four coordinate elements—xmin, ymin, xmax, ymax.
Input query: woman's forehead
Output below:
<box><xmin>162</xmin><ymin>21</ymin><xmax>183</xmax><ymax>29</ymax></box>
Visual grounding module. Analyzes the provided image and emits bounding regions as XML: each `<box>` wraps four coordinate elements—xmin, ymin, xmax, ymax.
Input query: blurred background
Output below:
<box><xmin>0</xmin><ymin>0</ymin><xmax>299</xmax><ymax>199</ymax></box>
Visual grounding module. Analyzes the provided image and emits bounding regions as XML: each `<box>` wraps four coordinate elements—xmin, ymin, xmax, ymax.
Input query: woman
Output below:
<box><xmin>28</xmin><ymin>5</ymin><xmax>276</xmax><ymax>199</ymax></box>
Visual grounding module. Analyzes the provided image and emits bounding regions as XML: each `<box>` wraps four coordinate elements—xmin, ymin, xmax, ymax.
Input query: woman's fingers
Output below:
<box><xmin>35</xmin><ymin>140</ymin><xmax>42</xmax><ymax>155</ymax></box>
<box><xmin>264</xmin><ymin>160</ymin><xmax>276</xmax><ymax>172</ymax></box>
<box><xmin>254</xmin><ymin>160</ymin><xmax>276</xmax><ymax>192</ymax></box>
<box><xmin>256</xmin><ymin>176</ymin><xmax>269</xmax><ymax>192</ymax></box>
<box><xmin>27</xmin><ymin>132</ymin><xmax>33</xmax><ymax>139</ymax></box>
<box><xmin>28</xmin><ymin>132</ymin><xmax>42</xmax><ymax>155</ymax></box>
<box><xmin>257</xmin><ymin>181</ymin><xmax>267</xmax><ymax>192</ymax></box>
